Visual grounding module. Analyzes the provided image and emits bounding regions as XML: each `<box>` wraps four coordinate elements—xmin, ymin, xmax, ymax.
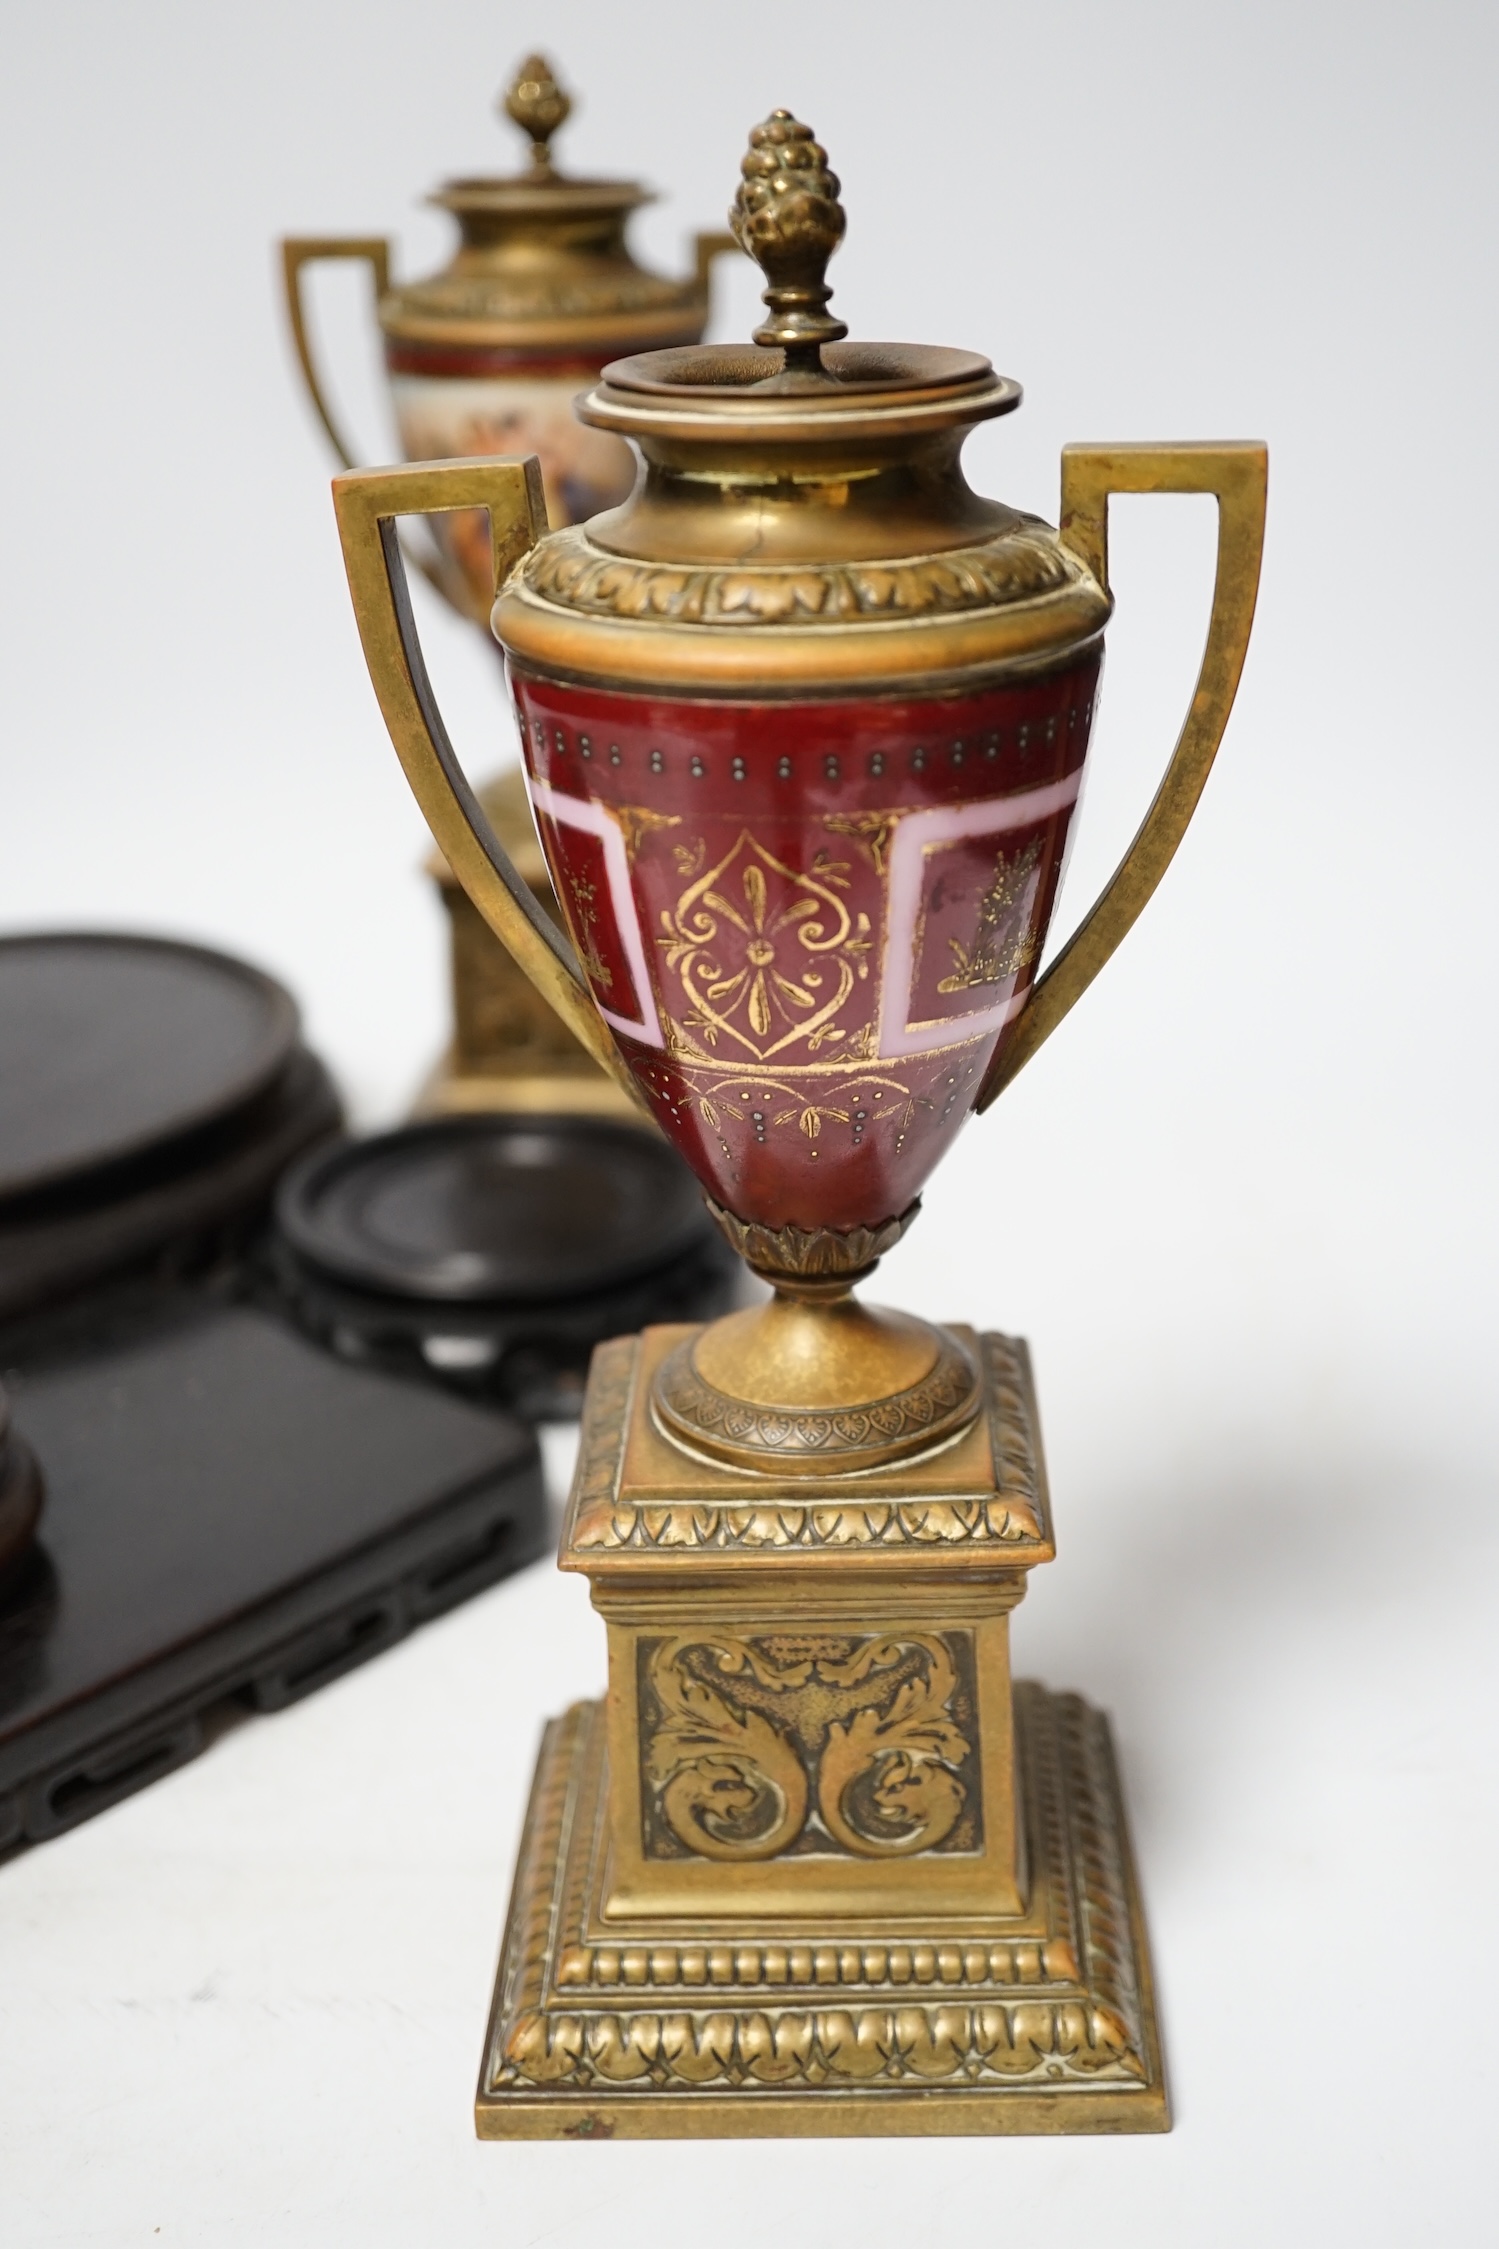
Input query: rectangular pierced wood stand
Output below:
<box><xmin>476</xmin><ymin>1327</ymin><xmax>1167</xmax><ymax>2137</ymax></box>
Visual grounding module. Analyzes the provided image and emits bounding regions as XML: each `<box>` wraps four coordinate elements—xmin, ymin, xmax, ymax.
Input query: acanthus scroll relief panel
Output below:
<box><xmin>638</xmin><ymin>1631</ymin><xmax>982</xmax><ymax>1862</ymax></box>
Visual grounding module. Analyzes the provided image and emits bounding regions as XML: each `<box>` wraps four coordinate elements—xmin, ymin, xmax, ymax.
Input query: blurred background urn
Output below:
<box><xmin>283</xmin><ymin>51</ymin><xmax>739</xmax><ymax>1122</ymax></box>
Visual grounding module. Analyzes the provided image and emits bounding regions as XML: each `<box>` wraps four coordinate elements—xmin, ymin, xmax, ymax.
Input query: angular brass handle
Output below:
<box><xmin>330</xmin><ymin>458</ymin><xmax>641</xmax><ymax>1104</ymax></box>
<box><xmin>285</xmin><ymin>239</ymin><xmax>510</xmax><ymax>624</ymax></box>
<box><xmin>692</xmin><ymin>229</ymin><xmax>742</xmax><ymax>292</ymax></box>
<box><xmin>974</xmin><ymin>439</ymin><xmax>1268</xmax><ymax>1112</ymax></box>
<box><xmin>280</xmin><ymin>237</ymin><xmax>391</xmax><ymax>472</ymax></box>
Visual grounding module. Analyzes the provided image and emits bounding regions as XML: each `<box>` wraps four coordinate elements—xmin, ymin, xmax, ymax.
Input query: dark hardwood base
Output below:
<box><xmin>0</xmin><ymin>1280</ymin><xmax>546</xmax><ymax>1853</ymax></box>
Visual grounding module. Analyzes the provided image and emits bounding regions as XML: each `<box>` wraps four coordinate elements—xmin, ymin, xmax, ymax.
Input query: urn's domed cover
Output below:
<box><xmin>377</xmin><ymin>54</ymin><xmax>707</xmax><ymax>348</ymax></box>
<box><xmin>493</xmin><ymin>110</ymin><xmax>1112</xmax><ymax>694</ymax></box>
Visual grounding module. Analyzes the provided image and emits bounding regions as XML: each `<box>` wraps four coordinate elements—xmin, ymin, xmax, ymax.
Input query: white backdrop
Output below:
<box><xmin>2</xmin><ymin>1</ymin><xmax>1497</xmax><ymax>2241</ymax></box>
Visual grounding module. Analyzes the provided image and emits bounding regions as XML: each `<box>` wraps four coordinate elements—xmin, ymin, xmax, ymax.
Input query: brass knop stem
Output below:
<box><xmin>502</xmin><ymin>53</ymin><xmax>572</xmax><ymax>176</ymax></box>
<box><xmin>730</xmin><ymin>109</ymin><xmax>848</xmax><ymax>376</ymax></box>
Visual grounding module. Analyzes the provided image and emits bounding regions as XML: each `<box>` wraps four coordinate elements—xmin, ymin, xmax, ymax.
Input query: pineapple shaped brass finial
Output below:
<box><xmin>502</xmin><ymin>54</ymin><xmax>572</xmax><ymax>176</ymax></box>
<box><xmin>730</xmin><ymin>110</ymin><xmax>848</xmax><ymax>373</ymax></box>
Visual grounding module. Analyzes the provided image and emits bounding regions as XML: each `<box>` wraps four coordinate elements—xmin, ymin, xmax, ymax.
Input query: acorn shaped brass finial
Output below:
<box><xmin>502</xmin><ymin>54</ymin><xmax>572</xmax><ymax>176</ymax></box>
<box><xmin>730</xmin><ymin>110</ymin><xmax>848</xmax><ymax>373</ymax></box>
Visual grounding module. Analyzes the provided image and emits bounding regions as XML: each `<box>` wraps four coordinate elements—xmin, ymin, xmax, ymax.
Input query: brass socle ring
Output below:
<box><xmin>650</xmin><ymin>1201</ymin><xmax>982</xmax><ymax>1476</ymax></box>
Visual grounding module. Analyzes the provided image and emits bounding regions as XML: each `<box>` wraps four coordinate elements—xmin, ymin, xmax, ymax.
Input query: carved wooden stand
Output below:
<box><xmin>476</xmin><ymin>1326</ymin><xmax>1167</xmax><ymax>2137</ymax></box>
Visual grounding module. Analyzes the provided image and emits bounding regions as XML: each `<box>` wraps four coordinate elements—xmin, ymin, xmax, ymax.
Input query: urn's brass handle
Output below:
<box><xmin>693</xmin><ymin>230</ymin><xmax>742</xmax><ymax>291</ymax></box>
<box><xmin>974</xmin><ymin>439</ymin><xmax>1268</xmax><ymax>1112</ymax></box>
<box><xmin>280</xmin><ymin>237</ymin><xmax>391</xmax><ymax>473</ymax></box>
<box><xmin>284</xmin><ymin>238</ymin><xmax>529</xmax><ymax>625</ymax></box>
<box><xmin>330</xmin><ymin>458</ymin><xmax>640</xmax><ymax>1103</ymax></box>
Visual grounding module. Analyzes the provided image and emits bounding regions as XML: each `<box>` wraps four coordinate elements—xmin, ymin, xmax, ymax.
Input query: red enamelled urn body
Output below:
<box><xmin>335</xmin><ymin>109</ymin><xmax>1265</xmax><ymax>1474</ymax></box>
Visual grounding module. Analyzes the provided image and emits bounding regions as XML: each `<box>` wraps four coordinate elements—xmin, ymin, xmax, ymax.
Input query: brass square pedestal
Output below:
<box><xmin>476</xmin><ymin>1327</ymin><xmax>1167</xmax><ymax>2138</ymax></box>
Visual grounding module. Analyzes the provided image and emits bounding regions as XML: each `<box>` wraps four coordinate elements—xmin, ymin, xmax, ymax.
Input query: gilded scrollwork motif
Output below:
<box><xmin>479</xmin><ymin>1689</ymin><xmax>1160</xmax><ymax>2112</ymax></box>
<box><xmin>612</xmin><ymin>804</ymin><xmax>681</xmax><ymax>864</ymax></box>
<box><xmin>656</xmin><ymin>831</ymin><xmax>871</xmax><ymax>1060</ymax></box>
<box><xmin>817</xmin><ymin>1636</ymin><xmax>968</xmax><ymax>1856</ymax></box>
<box><xmin>643</xmin><ymin>1636</ymin><xmax>808</xmax><ymax>1861</ymax></box>
<box><xmin>641</xmin><ymin>1632</ymin><xmax>977</xmax><ymax>1863</ymax></box>
<box><xmin>823</xmin><ymin>809</ymin><xmax>898</xmax><ymax>875</ymax></box>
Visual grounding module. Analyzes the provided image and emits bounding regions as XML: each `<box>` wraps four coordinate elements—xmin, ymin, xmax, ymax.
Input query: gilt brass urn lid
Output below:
<box><xmin>378</xmin><ymin>55</ymin><xmax>712</xmax><ymax>354</ymax></box>
<box><xmin>495</xmin><ymin>110</ymin><xmax>1112</xmax><ymax>693</ymax></box>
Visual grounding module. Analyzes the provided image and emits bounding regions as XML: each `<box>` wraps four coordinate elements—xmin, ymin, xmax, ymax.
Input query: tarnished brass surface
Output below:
<box><xmin>415</xmin><ymin>1055</ymin><xmax>637</xmax><ymax>1121</ymax></box>
<box><xmin>472</xmin><ymin>1325</ymin><xmax>1168</xmax><ymax>2134</ymax></box>
<box><xmin>729</xmin><ymin>108</ymin><xmax>847</xmax><ymax>366</ymax></box>
<box><xmin>653</xmin><ymin>1296</ymin><xmax>980</xmax><ymax>1477</ymax></box>
<box><xmin>975</xmin><ymin>439</ymin><xmax>1268</xmax><ymax>1108</ymax></box>
<box><xmin>689</xmin><ymin>1294</ymin><xmax>938</xmax><ymax>1406</ymax></box>
<box><xmin>333</xmin><ymin>456</ymin><xmax>643</xmax><ymax>1112</ymax></box>
<box><xmin>282</xmin><ymin>56</ymin><xmax>729</xmax><ymax>361</ymax></box>
<box><xmin>595</xmin><ymin>1585</ymin><xmax>1027</xmax><ymax>1922</ymax></box>
<box><xmin>489</xmin><ymin>108</ymin><xmax>1105</xmax><ymax>694</ymax></box>
<box><xmin>704</xmin><ymin>1196</ymin><xmax>920</xmax><ymax>1280</ymax></box>
<box><xmin>384</xmin><ymin>54</ymin><xmax>721</xmax><ymax>355</ymax></box>
<box><xmin>279</xmin><ymin>237</ymin><xmax>390</xmax><ymax>475</ymax></box>
<box><xmin>494</xmin><ymin>343</ymin><xmax>1108</xmax><ymax>694</ymax></box>
<box><xmin>503</xmin><ymin>54</ymin><xmax>571</xmax><ymax>173</ymax></box>
<box><xmin>475</xmin><ymin>1686</ymin><xmax>1166</xmax><ymax>2136</ymax></box>
<box><xmin>561</xmin><ymin>1327</ymin><xmax>1053</xmax><ymax>1568</ymax></box>
<box><xmin>283</xmin><ymin>56</ymin><xmax>741</xmax><ymax>634</ymax></box>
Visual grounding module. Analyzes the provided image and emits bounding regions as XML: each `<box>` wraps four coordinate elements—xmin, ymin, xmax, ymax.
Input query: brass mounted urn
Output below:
<box><xmin>283</xmin><ymin>54</ymin><xmax>737</xmax><ymax>627</ymax></box>
<box><xmin>333</xmin><ymin>107</ymin><xmax>1266</xmax><ymax>2138</ymax></box>
<box><xmin>285</xmin><ymin>55</ymin><xmax>740</xmax><ymax>1120</ymax></box>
